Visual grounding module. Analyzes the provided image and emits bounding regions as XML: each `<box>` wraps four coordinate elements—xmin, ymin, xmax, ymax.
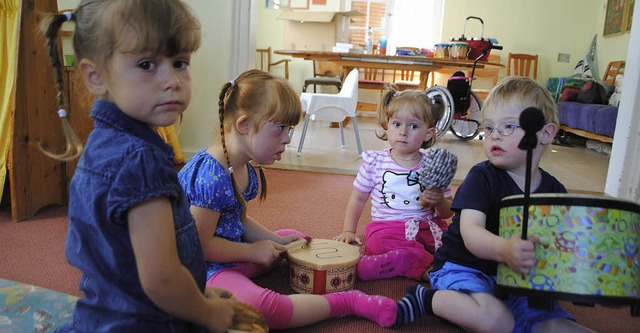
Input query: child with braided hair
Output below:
<box><xmin>177</xmin><ymin>69</ymin><xmax>399</xmax><ymax>329</ymax></box>
<box><xmin>41</xmin><ymin>1</ymin><xmax>240</xmax><ymax>332</ymax></box>
<box><xmin>334</xmin><ymin>87</ymin><xmax>456</xmax><ymax>282</ymax></box>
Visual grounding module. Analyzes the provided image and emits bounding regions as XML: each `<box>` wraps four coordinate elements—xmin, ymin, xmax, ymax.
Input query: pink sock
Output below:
<box><xmin>323</xmin><ymin>290</ymin><xmax>397</xmax><ymax>327</ymax></box>
<box><xmin>357</xmin><ymin>250</ymin><xmax>407</xmax><ymax>280</ymax></box>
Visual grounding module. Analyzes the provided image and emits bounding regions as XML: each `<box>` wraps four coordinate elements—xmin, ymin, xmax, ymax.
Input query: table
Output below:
<box><xmin>275</xmin><ymin>50</ymin><xmax>503</xmax><ymax>90</ymax></box>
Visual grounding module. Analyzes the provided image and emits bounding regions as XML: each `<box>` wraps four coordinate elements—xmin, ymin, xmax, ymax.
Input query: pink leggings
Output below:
<box><xmin>360</xmin><ymin>219</ymin><xmax>449</xmax><ymax>280</ymax></box>
<box><xmin>206</xmin><ymin>229</ymin><xmax>303</xmax><ymax>329</ymax></box>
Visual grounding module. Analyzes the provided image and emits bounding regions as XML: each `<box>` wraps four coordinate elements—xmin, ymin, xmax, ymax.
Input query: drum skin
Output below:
<box><xmin>287</xmin><ymin>239</ymin><xmax>360</xmax><ymax>294</ymax></box>
<box><xmin>497</xmin><ymin>194</ymin><xmax>640</xmax><ymax>308</ymax></box>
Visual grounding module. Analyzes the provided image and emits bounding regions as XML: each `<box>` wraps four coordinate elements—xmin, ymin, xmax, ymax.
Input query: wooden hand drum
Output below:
<box><xmin>496</xmin><ymin>193</ymin><xmax>640</xmax><ymax>316</ymax></box>
<box><xmin>287</xmin><ymin>239</ymin><xmax>360</xmax><ymax>294</ymax></box>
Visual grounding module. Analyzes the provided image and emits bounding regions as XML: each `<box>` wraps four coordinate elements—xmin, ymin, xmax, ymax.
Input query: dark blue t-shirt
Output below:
<box><xmin>433</xmin><ymin>160</ymin><xmax>566</xmax><ymax>275</ymax></box>
<box><xmin>58</xmin><ymin>99</ymin><xmax>206</xmax><ymax>333</ymax></box>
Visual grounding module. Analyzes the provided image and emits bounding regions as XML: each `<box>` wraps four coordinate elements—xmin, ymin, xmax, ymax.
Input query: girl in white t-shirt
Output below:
<box><xmin>334</xmin><ymin>88</ymin><xmax>454</xmax><ymax>282</ymax></box>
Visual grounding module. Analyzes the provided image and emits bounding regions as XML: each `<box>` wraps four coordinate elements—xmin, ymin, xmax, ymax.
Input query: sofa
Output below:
<box><xmin>546</xmin><ymin>61</ymin><xmax>625</xmax><ymax>144</ymax></box>
<box><xmin>557</xmin><ymin>101</ymin><xmax>617</xmax><ymax>143</ymax></box>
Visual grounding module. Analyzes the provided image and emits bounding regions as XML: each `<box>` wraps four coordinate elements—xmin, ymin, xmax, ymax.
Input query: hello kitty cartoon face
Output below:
<box><xmin>380</xmin><ymin>170</ymin><xmax>424</xmax><ymax>210</ymax></box>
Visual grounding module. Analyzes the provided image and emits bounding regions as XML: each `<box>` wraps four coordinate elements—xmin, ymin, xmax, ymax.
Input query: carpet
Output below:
<box><xmin>1</xmin><ymin>168</ymin><xmax>639</xmax><ymax>332</ymax></box>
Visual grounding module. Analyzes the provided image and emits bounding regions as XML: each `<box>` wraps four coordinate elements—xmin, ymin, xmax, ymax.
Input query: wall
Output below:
<box><xmin>441</xmin><ymin>0</ymin><xmax>630</xmax><ymax>86</ymax></box>
<box><xmin>180</xmin><ymin>0</ymin><xmax>237</xmax><ymax>155</ymax></box>
<box><xmin>256</xmin><ymin>0</ymin><xmax>631</xmax><ymax>92</ymax></box>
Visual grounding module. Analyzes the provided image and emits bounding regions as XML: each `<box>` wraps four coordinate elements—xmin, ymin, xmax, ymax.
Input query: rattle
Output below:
<box><xmin>418</xmin><ymin>148</ymin><xmax>458</xmax><ymax>189</ymax></box>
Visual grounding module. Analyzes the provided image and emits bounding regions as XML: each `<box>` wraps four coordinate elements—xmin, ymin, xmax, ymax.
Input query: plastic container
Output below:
<box><xmin>379</xmin><ymin>36</ymin><xmax>387</xmax><ymax>55</ymax></box>
<box><xmin>364</xmin><ymin>26</ymin><xmax>374</xmax><ymax>54</ymax></box>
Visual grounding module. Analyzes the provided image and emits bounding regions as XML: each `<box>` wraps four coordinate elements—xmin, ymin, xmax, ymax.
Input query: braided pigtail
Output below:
<box><xmin>218</xmin><ymin>81</ymin><xmax>248</xmax><ymax>218</ymax></box>
<box><xmin>40</xmin><ymin>11</ymin><xmax>83</xmax><ymax>161</ymax></box>
<box><xmin>257</xmin><ymin>164</ymin><xmax>267</xmax><ymax>202</ymax></box>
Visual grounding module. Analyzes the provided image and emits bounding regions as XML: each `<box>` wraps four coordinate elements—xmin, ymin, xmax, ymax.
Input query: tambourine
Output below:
<box><xmin>287</xmin><ymin>239</ymin><xmax>360</xmax><ymax>294</ymax></box>
<box><xmin>496</xmin><ymin>193</ymin><xmax>640</xmax><ymax>316</ymax></box>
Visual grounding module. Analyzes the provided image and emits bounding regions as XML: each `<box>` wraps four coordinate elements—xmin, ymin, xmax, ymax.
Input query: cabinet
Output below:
<box><xmin>9</xmin><ymin>0</ymin><xmax>92</xmax><ymax>221</ymax></box>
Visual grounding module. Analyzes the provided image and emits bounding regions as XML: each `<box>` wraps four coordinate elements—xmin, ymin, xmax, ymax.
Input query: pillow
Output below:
<box><xmin>576</xmin><ymin>81</ymin><xmax>608</xmax><ymax>104</ymax></box>
<box><xmin>560</xmin><ymin>86</ymin><xmax>580</xmax><ymax>101</ymax></box>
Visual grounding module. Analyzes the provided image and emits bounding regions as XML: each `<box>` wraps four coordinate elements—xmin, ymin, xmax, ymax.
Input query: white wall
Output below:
<box><xmin>180</xmin><ymin>0</ymin><xmax>255</xmax><ymax>156</ymax></box>
<box><xmin>441</xmin><ymin>0</ymin><xmax>629</xmax><ymax>87</ymax></box>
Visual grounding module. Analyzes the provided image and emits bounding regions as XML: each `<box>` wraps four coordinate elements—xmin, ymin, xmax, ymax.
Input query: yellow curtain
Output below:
<box><xmin>0</xmin><ymin>0</ymin><xmax>20</xmax><ymax>205</ymax></box>
<box><xmin>157</xmin><ymin>125</ymin><xmax>185</xmax><ymax>165</ymax></box>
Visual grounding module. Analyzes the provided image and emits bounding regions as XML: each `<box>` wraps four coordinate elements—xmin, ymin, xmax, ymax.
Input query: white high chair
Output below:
<box><xmin>297</xmin><ymin>69</ymin><xmax>362</xmax><ymax>156</ymax></box>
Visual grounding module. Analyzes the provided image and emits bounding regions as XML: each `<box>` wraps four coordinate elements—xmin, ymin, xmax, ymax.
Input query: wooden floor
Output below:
<box><xmin>270</xmin><ymin>114</ymin><xmax>611</xmax><ymax>194</ymax></box>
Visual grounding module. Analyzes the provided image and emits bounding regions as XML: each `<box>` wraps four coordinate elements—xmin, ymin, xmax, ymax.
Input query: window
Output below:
<box><xmin>349</xmin><ymin>0</ymin><xmax>444</xmax><ymax>55</ymax></box>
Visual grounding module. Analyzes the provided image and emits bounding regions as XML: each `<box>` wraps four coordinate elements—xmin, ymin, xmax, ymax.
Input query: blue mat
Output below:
<box><xmin>0</xmin><ymin>278</ymin><xmax>77</xmax><ymax>333</ymax></box>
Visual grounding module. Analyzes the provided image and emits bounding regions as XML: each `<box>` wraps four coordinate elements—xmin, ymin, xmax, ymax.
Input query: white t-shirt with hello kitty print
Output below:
<box><xmin>353</xmin><ymin>149</ymin><xmax>453</xmax><ymax>222</ymax></box>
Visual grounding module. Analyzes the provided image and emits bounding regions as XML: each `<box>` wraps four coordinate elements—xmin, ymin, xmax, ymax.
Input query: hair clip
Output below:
<box><xmin>63</xmin><ymin>11</ymin><xmax>73</xmax><ymax>22</ymax></box>
<box><xmin>393</xmin><ymin>91</ymin><xmax>400</xmax><ymax>97</ymax></box>
<box><xmin>57</xmin><ymin>108</ymin><xmax>68</xmax><ymax>118</ymax></box>
<box><xmin>229</xmin><ymin>80</ymin><xmax>235</xmax><ymax>87</ymax></box>
<box><xmin>228</xmin><ymin>166</ymin><xmax>234</xmax><ymax>174</ymax></box>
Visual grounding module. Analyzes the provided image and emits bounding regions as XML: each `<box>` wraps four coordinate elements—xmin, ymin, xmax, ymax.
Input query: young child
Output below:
<box><xmin>333</xmin><ymin>87</ymin><xmax>454</xmax><ymax>282</ymax></box>
<box><xmin>42</xmin><ymin>1</ymin><xmax>239</xmax><ymax>332</ymax></box>
<box><xmin>177</xmin><ymin>69</ymin><xmax>399</xmax><ymax>329</ymax></box>
<box><xmin>396</xmin><ymin>77</ymin><xmax>596</xmax><ymax>332</ymax></box>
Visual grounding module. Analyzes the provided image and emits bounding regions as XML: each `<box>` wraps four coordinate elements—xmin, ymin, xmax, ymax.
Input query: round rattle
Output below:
<box><xmin>287</xmin><ymin>239</ymin><xmax>360</xmax><ymax>294</ymax></box>
<box><xmin>418</xmin><ymin>148</ymin><xmax>458</xmax><ymax>190</ymax></box>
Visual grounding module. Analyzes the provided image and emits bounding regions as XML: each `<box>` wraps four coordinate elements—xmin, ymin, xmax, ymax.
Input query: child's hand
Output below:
<box><xmin>205</xmin><ymin>287</ymin><xmax>233</xmax><ymax>300</ymax></box>
<box><xmin>502</xmin><ymin>235</ymin><xmax>538</xmax><ymax>274</ymax></box>
<box><xmin>333</xmin><ymin>231</ymin><xmax>362</xmax><ymax>245</ymax></box>
<box><xmin>204</xmin><ymin>297</ymin><xmax>236</xmax><ymax>333</ymax></box>
<box><xmin>420</xmin><ymin>187</ymin><xmax>445</xmax><ymax>206</ymax></box>
<box><xmin>278</xmin><ymin>233</ymin><xmax>302</xmax><ymax>245</ymax></box>
<box><xmin>251</xmin><ymin>240</ymin><xmax>287</xmax><ymax>267</ymax></box>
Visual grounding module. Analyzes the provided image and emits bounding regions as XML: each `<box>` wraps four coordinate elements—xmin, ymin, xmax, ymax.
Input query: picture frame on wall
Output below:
<box><xmin>604</xmin><ymin>0</ymin><xmax>627</xmax><ymax>37</ymax></box>
<box><xmin>626</xmin><ymin>0</ymin><xmax>635</xmax><ymax>32</ymax></box>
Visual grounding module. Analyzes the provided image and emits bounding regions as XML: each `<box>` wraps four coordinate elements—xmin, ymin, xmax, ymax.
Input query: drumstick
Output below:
<box><xmin>285</xmin><ymin>236</ymin><xmax>312</xmax><ymax>251</ymax></box>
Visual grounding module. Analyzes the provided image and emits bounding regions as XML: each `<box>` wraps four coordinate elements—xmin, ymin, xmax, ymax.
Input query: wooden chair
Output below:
<box><xmin>602</xmin><ymin>60</ymin><xmax>625</xmax><ymax>86</ymax></box>
<box><xmin>256</xmin><ymin>47</ymin><xmax>290</xmax><ymax>79</ymax></box>
<box><xmin>302</xmin><ymin>60</ymin><xmax>343</xmax><ymax>93</ymax></box>
<box><xmin>471</xmin><ymin>54</ymin><xmax>501</xmax><ymax>101</ymax></box>
<box><xmin>507</xmin><ymin>53</ymin><xmax>538</xmax><ymax>80</ymax></box>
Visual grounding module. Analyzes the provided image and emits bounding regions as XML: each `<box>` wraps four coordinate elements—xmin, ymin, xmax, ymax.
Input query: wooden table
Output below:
<box><xmin>275</xmin><ymin>50</ymin><xmax>503</xmax><ymax>90</ymax></box>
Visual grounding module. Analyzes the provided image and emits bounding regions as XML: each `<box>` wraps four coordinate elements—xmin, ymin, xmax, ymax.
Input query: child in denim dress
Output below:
<box><xmin>42</xmin><ymin>1</ymin><xmax>237</xmax><ymax>332</ymax></box>
<box><xmin>178</xmin><ymin>69</ymin><xmax>398</xmax><ymax>329</ymax></box>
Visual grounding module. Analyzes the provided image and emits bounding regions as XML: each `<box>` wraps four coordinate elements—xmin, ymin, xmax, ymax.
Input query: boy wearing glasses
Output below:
<box><xmin>394</xmin><ymin>77</ymin><xmax>595</xmax><ymax>332</ymax></box>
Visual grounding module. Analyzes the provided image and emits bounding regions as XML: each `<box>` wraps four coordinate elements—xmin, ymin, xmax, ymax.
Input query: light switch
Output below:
<box><xmin>557</xmin><ymin>53</ymin><xmax>571</xmax><ymax>63</ymax></box>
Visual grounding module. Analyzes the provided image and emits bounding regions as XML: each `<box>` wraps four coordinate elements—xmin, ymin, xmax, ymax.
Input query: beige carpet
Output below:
<box><xmin>1</xmin><ymin>168</ymin><xmax>638</xmax><ymax>332</ymax></box>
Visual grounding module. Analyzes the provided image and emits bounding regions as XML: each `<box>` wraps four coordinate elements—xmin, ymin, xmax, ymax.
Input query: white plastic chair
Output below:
<box><xmin>297</xmin><ymin>69</ymin><xmax>362</xmax><ymax>156</ymax></box>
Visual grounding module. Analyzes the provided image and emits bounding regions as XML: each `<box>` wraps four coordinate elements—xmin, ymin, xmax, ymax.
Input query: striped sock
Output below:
<box><xmin>395</xmin><ymin>284</ymin><xmax>435</xmax><ymax>326</ymax></box>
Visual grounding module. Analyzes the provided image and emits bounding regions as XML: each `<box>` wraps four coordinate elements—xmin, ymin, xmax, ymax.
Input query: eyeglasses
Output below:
<box><xmin>482</xmin><ymin>122</ymin><xmax>521</xmax><ymax>136</ymax></box>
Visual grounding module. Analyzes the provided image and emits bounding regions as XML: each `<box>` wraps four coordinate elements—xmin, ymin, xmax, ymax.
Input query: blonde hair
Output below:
<box><xmin>377</xmin><ymin>86</ymin><xmax>445</xmax><ymax>149</ymax></box>
<box><xmin>218</xmin><ymin>69</ymin><xmax>302</xmax><ymax>210</ymax></box>
<box><xmin>40</xmin><ymin>0</ymin><xmax>201</xmax><ymax>160</ymax></box>
<box><xmin>482</xmin><ymin>76</ymin><xmax>559</xmax><ymax>127</ymax></box>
